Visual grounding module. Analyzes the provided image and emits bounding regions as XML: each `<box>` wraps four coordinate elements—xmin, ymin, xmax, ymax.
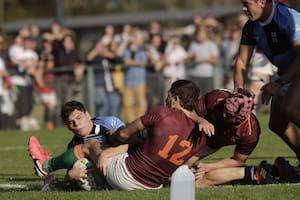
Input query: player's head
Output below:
<box><xmin>166</xmin><ymin>80</ymin><xmax>200</xmax><ymax>111</ymax></box>
<box><xmin>241</xmin><ymin>0</ymin><xmax>272</xmax><ymax>22</ymax></box>
<box><xmin>61</xmin><ymin>100</ymin><xmax>87</xmax><ymax>123</ymax></box>
<box><xmin>61</xmin><ymin>100</ymin><xmax>93</xmax><ymax>137</ymax></box>
<box><xmin>223</xmin><ymin>88</ymin><xmax>254</xmax><ymax>125</ymax></box>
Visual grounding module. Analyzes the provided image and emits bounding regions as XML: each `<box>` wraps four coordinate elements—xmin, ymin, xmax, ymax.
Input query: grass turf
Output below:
<box><xmin>0</xmin><ymin>114</ymin><xmax>299</xmax><ymax>200</ymax></box>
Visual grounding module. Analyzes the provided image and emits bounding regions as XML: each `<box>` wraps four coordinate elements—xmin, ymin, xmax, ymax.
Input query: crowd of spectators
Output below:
<box><xmin>0</xmin><ymin>14</ymin><xmax>272</xmax><ymax>131</ymax></box>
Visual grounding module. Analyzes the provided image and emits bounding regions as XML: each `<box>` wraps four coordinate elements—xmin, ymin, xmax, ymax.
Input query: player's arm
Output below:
<box><xmin>233</xmin><ymin>44</ymin><xmax>255</xmax><ymax>88</ymax></box>
<box><xmin>107</xmin><ymin>118</ymin><xmax>145</xmax><ymax>146</ymax></box>
<box><xmin>185</xmin><ymin>156</ymin><xmax>200</xmax><ymax>168</ymax></box>
<box><xmin>181</xmin><ymin>108</ymin><xmax>215</xmax><ymax>136</ymax></box>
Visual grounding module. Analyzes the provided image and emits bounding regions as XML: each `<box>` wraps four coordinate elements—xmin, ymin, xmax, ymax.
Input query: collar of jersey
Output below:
<box><xmin>94</xmin><ymin>124</ymin><xmax>101</xmax><ymax>134</ymax></box>
<box><xmin>259</xmin><ymin>1</ymin><xmax>275</xmax><ymax>26</ymax></box>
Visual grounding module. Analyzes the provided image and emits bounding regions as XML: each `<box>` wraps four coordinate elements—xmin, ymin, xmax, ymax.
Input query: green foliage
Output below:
<box><xmin>0</xmin><ymin>114</ymin><xmax>299</xmax><ymax>199</ymax></box>
<box><xmin>0</xmin><ymin>0</ymin><xmax>249</xmax><ymax>22</ymax></box>
<box><xmin>2</xmin><ymin>0</ymin><xmax>300</xmax><ymax>23</ymax></box>
<box><xmin>3</xmin><ymin>0</ymin><xmax>56</xmax><ymax>21</ymax></box>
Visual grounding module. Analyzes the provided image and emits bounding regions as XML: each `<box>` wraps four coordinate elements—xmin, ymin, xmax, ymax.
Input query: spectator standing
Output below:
<box><xmin>148</xmin><ymin>21</ymin><xmax>167</xmax><ymax>54</ymax></box>
<box><xmin>182</xmin><ymin>15</ymin><xmax>203</xmax><ymax>37</ymax></box>
<box><xmin>114</xmin><ymin>24</ymin><xmax>132</xmax><ymax>45</ymax></box>
<box><xmin>145</xmin><ymin>33</ymin><xmax>165</xmax><ymax>108</ymax></box>
<box><xmin>0</xmin><ymin>55</ymin><xmax>16</xmax><ymax>130</ymax></box>
<box><xmin>162</xmin><ymin>36</ymin><xmax>188</xmax><ymax>98</ymax></box>
<box><xmin>85</xmin><ymin>39</ymin><xmax>122</xmax><ymax>117</ymax></box>
<box><xmin>122</xmin><ymin>28</ymin><xmax>148</xmax><ymax>122</ymax></box>
<box><xmin>0</xmin><ymin>33</ymin><xmax>10</xmax><ymax>68</ymax></box>
<box><xmin>8</xmin><ymin>35</ymin><xmax>40</xmax><ymax>131</ymax></box>
<box><xmin>220</xmin><ymin>27</ymin><xmax>241</xmax><ymax>89</ymax></box>
<box><xmin>29</xmin><ymin>24</ymin><xmax>43</xmax><ymax>54</ymax></box>
<box><xmin>34</xmin><ymin>34</ymin><xmax>58</xmax><ymax>129</ymax></box>
<box><xmin>187</xmin><ymin>28</ymin><xmax>219</xmax><ymax>95</ymax></box>
<box><xmin>52</xmin><ymin>33</ymin><xmax>85</xmax><ymax>121</ymax></box>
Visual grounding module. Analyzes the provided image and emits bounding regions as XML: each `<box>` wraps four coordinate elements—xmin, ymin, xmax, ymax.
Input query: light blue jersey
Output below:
<box><xmin>83</xmin><ymin>116</ymin><xmax>126</xmax><ymax>143</ymax></box>
<box><xmin>68</xmin><ymin>116</ymin><xmax>125</xmax><ymax>148</ymax></box>
<box><xmin>92</xmin><ymin>116</ymin><xmax>125</xmax><ymax>131</ymax></box>
<box><xmin>241</xmin><ymin>2</ymin><xmax>300</xmax><ymax>75</ymax></box>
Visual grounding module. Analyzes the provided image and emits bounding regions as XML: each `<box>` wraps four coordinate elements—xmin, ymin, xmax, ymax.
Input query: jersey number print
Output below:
<box><xmin>158</xmin><ymin>135</ymin><xmax>192</xmax><ymax>165</ymax></box>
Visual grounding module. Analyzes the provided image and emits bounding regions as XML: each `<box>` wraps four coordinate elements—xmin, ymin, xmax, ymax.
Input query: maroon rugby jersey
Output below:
<box><xmin>125</xmin><ymin>106</ymin><xmax>206</xmax><ymax>188</ymax></box>
<box><xmin>196</xmin><ymin>89</ymin><xmax>260</xmax><ymax>155</ymax></box>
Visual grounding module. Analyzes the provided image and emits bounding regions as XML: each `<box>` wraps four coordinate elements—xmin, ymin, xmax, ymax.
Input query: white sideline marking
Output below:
<box><xmin>218</xmin><ymin>182</ymin><xmax>300</xmax><ymax>188</ymax></box>
<box><xmin>0</xmin><ymin>144</ymin><xmax>64</xmax><ymax>151</ymax></box>
<box><xmin>0</xmin><ymin>183</ymin><xmax>28</xmax><ymax>189</ymax></box>
<box><xmin>0</xmin><ymin>146</ymin><xmax>26</xmax><ymax>151</ymax></box>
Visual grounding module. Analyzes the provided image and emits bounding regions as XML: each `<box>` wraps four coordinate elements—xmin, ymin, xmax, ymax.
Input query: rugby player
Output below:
<box><xmin>28</xmin><ymin>100</ymin><xmax>127</xmax><ymax>190</ymax></box>
<box><xmin>187</xmin><ymin>88</ymin><xmax>261</xmax><ymax>187</ymax></box>
<box><xmin>233</xmin><ymin>0</ymin><xmax>300</xmax><ymax>162</ymax></box>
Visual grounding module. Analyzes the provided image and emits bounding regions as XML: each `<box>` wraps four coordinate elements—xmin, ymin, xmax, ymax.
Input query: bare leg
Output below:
<box><xmin>196</xmin><ymin>167</ymin><xmax>245</xmax><ymax>188</ymax></box>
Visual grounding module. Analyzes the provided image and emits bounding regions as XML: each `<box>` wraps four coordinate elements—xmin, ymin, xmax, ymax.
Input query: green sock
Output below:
<box><xmin>43</xmin><ymin>147</ymin><xmax>78</xmax><ymax>172</ymax></box>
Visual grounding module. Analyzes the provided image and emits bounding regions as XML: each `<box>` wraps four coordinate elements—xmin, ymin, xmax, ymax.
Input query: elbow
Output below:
<box><xmin>119</xmin><ymin>130</ymin><xmax>130</xmax><ymax>143</ymax></box>
<box><xmin>232</xmin><ymin>157</ymin><xmax>247</xmax><ymax>166</ymax></box>
<box><xmin>109</xmin><ymin>129</ymin><xmax>129</xmax><ymax>146</ymax></box>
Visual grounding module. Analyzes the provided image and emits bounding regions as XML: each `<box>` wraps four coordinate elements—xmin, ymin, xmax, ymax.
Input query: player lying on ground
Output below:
<box><xmin>28</xmin><ymin>100</ymin><xmax>133</xmax><ymax>190</ymax></box>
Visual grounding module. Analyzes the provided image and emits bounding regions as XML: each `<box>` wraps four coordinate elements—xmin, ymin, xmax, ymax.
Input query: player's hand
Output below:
<box><xmin>197</xmin><ymin>118</ymin><xmax>215</xmax><ymax>137</ymax></box>
<box><xmin>68</xmin><ymin>159</ymin><xmax>88</xmax><ymax>183</ymax></box>
<box><xmin>192</xmin><ymin>163</ymin><xmax>206</xmax><ymax>180</ymax></box>
<box><xmin>261</xmin><ymin>81</ymin><xmax>281</xmax><ymax>105</ymax></box>
<box><xmin>195</xmin><ymin>162</ymin><xmax>209</xmax><ymax>172</ymax></box>
<box><xmin>97</xmin><ymin>152</ymin><xmax>108</xmax><ymax>176</ymax></box>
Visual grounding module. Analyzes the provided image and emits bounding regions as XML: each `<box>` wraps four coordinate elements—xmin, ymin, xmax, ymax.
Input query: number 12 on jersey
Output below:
<box><xmin>158</xmin><ymin>135</ymin><xmax>192</xmax><ymax>166</ymax></box>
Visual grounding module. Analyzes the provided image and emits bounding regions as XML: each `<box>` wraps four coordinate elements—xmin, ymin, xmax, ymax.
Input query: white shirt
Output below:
<box><xmin>188</xmin><ymin>40</ymin><xmax>219</xmax><ymax>77</ymax></box>
<box><xmin>163</xmin><ymin>43</ymin><xmax>187</xmax><ymax>81</ymax></box>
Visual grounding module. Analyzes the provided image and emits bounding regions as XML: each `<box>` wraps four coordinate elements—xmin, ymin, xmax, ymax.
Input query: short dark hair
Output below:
<box><xmin>60</xmin><ymin>101</ymin><xmax>87</xmax><ymax>124</ymax></box>
<box><xmin>169</xmin><ymin>80</ymin><xmax>200</xmax><ymax>111</ymax></box>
